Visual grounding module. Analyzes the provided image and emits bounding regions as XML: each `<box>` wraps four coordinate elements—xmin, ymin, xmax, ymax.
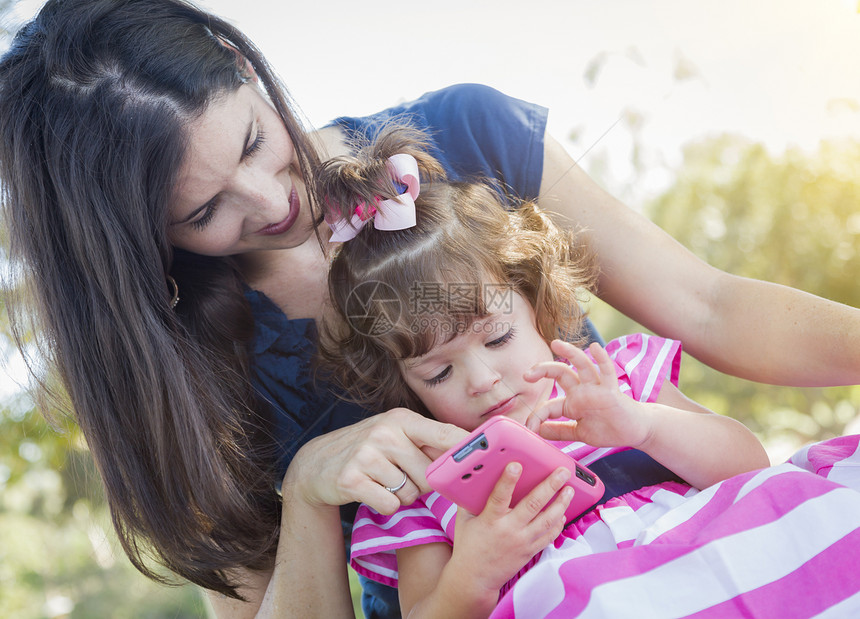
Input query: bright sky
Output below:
<box><xmin>3</xmin><ymin>0</ymin><xmax>860</xmax><ymax>396</ymax></box>
<box><xmin>191</xmin><ymin>0</ymin><xmax>860</xmax><ymax>198</ymax></box>
<box><xmin>9</xmin><ymin>0</ymin><xmax>860</xmax><ymax>195</ymax></box>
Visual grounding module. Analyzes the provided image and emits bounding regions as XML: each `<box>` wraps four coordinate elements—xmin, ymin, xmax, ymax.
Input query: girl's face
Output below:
<box><xmin>401</xmin><ymin>293</ymin><xmax>555</xmax><ymax>430</ymax></box>
<box><xmin>168</xmin><ymin>84</ymin><xmax>314</xmax><ymax>256</ymax></box>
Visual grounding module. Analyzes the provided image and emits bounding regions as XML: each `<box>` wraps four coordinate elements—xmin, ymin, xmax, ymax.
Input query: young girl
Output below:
<box><xmin>316</xmin><ymin>125</ymin><xmax>771</xmax><ymax>617</ymax></box>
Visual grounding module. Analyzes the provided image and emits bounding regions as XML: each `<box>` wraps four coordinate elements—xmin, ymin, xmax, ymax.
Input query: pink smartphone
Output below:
<box><xmin>425</xmin><ymin>416</ymin><xmax>605</xmax><ymax>523</ymax></box>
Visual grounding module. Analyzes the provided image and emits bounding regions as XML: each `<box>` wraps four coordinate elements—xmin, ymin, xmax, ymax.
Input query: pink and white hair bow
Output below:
<box><xmin>328</xmin><ymin>153</ymin><xmax>420</xmax><ymax>243</ymax></box>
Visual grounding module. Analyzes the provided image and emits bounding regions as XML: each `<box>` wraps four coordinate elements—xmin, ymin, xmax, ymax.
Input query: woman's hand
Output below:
<box><xmin>285</xmin><ymin>408</ymin><xmax>467</xmax><ymax>514</ymax></box>
<box><xmin>209</xmin><ymin>410</ymin><xmax>466</xmax><ymax>619</ymax></box>
<box><xmin>524</xmin><ymin>340</ymin><xmax>652</xmax><ymax>448</ymax></box>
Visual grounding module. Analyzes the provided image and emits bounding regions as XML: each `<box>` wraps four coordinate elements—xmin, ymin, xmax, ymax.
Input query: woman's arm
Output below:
<box><xmin>207</xmin><ymin>501</ymin><xmax>351</xmax><ymax>618</ymax></box>
<box><xmin>207</xmin><ymin>409</ymin><xmax>467</xmax><ymax>618</ymax></box>
<box><xmin>539</xmin><ymin>134</ymin><xmax>860</xmax><ymax>386</ymax></box>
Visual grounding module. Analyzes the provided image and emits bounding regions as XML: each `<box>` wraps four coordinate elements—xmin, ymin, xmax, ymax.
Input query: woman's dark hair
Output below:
<box><xmin>316</xmin><ymin>125</ymin><xmax>597</xmax><ymax>415</ymax></box>
<box><xmin>0</xmin><ymin>0</ymin><xmax>322</xmax><ymax>598</ymax></box>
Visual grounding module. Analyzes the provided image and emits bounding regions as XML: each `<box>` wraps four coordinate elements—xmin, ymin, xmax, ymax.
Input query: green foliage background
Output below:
<box><xmin>587</xmin><ymin>135</ymin><xmax>860</xmax><ymax>460</ymax></box>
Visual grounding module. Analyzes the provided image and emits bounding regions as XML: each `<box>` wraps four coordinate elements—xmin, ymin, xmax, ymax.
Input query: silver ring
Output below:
<box><xmin>385</xmin><ymin>470</ymin><xmax>409</xmax><ymax>494</ymax></box>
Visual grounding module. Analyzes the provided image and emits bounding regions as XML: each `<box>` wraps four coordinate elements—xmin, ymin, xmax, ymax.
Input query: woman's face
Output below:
<box><xmin>168</xmin><ymin>84</ymin><xmax>314</xmax><ymax>256</ymax></box>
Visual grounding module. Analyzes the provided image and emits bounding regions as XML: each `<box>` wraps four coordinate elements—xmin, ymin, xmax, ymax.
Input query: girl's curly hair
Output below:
<box><xmin>316</xmin><ymin>124</ymin><xmax>598</xmax><ymax>416</ymax></box>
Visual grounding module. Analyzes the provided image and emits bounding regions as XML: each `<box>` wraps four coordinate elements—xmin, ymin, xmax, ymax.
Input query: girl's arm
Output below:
<box><xmin>207</xmin><ymin>409</ymin><xmax>468</xmax><ymax>618</ymax></box>
<box><xmin>526</xmin><ymin>341</ymin><xmax>770</xmax><ymax>489</ymax></box>
<box><xmin>396</xmin><ymin>464</ymin><xmax>573</xmax><ymax>619</ymax></box>
<box><xmin>639</xmin><ymin>380</ymin><xmax>771</xmax><ymax>488</ymax></box>
<box><xmin>539</xmin><ymin>134</ymin><xmax>860</xmax><ymax>387</ymax></box>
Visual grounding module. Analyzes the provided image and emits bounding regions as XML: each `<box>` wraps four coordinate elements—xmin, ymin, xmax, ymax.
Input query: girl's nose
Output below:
<box><xmin>467</xmin><ymin>355</ymin><xmax>502</xmax><ymax>396</ymax></box>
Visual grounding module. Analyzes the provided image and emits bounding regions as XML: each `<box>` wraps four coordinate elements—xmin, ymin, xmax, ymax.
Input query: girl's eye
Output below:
<box><xmin>191</xmin><ymin>199</ymin><xmax>219</xmax><ymax>230</ymax></box>
<box><xmin>487</xmin><ymin>326</ymin><xmax>516</xmax><ymax>348</ymax></box>
<box><xmin>244</xmin><ymin>128</ymin><xmax>266</xmax><ymax>159</ymax></box>
<box><xmin>424</xmin><ymin>366</ymin><xmax>452</xmax><ymax>387</ymax></box>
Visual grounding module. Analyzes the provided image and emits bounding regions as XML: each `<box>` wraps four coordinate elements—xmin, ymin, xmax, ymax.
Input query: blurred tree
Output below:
<box><xmin>0</xmin><ymin>4</ymin><xmax>208</xmax><ymax>615</ymax></box>
<box><xmin>590</xmin><ymin>134</ymin><xmax>860</xmax><ymax>456</ymax></box>
<box><xmin>649</xmin><ymin>136</ymin><xmax>860</xmax><ymax>307</ymax></box>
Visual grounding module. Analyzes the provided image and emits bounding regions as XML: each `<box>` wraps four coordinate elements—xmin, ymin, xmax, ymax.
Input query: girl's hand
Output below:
<box><xmin>448</xmin><ymin>463</ymin><xmax>573</xmax><ymax>594</ymax></box>
<box><xmin>523</xmin><ymin>340</ymin><xmax>652</xmax><ymax>448</ymax></box>
<box><xmin>285</xmin><ymin>408</ymin><xmax>467</xmax><ymax>515</ymax></box>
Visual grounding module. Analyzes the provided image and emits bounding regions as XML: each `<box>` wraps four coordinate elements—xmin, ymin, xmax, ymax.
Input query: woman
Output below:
<box><xmin>0</xmin><ymin>1</ymin><xmax>856</xmax><ymax>617</ymax></box>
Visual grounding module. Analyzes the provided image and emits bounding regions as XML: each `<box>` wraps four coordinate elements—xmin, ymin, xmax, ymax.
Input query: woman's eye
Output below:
<box><xmin>424</xmin><ymin>366</ymin><xmax>452</xmax><ymax>387</ymax></box>
<box><xmin>243</xmin><ymin>128</ymin><xmax>266</xmax><ymax>159</ymax></box>
<box><xmin>188</xmin><ymin>126</ymin><xmax>264</xmax><ymax>232</ymax></box>
<box><xmin>487</xmin><ymin>326</ymin><xmax>516</xmax><ymax>348</ymax></box>
<box><xmin>191</xmin><ymin>199</ymin><xmax>219</xmax><ymax>230</ymax></box>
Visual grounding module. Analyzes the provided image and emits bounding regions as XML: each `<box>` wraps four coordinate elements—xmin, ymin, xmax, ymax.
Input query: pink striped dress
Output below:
<box><xmin>351</xmin><ymin>334</ymin><xmax>683</xmax><ymax>591</ymax></box>
<box><xmin>351</xmin><ymin>334</ymin><xmax>860</xmax><ymax>617</ymax></box>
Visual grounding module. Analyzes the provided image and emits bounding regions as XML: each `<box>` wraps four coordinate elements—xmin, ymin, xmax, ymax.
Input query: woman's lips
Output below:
<box><xmin>257</xmin><ymin>186</ymin><xmax>300</xmax><ymax>236</ymax></box>
<box><xmin>483</xmin><ymin>395</ymin><xmax>517</xmax><ymax>418</ymax></box>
